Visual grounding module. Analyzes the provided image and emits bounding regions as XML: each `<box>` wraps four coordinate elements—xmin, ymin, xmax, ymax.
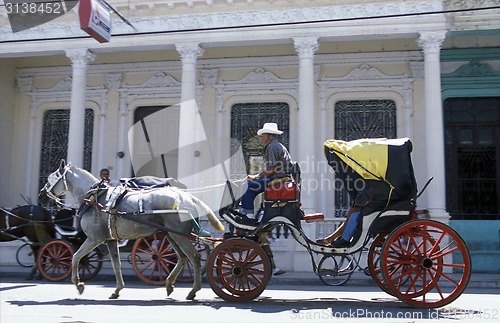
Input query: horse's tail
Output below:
<box><xmin>190</xmin><ymin>196</ymin><xmax>225</xmax><ymax>232</ymax></box>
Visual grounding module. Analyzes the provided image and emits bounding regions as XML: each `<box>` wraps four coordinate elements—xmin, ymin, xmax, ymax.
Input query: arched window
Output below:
<box><xmin>39</xmin><ymin>109</ymin><xmax>94</xmax><ymax>190</ymax></box>
<box><xmin>230</xmin><ymin>102</ymin><xmax>290</xmax><ymax>178</ymax></box>
<box><xmin>334</xmin><ymin>99</ymin><xmax>397</xmax><ymax>217</ymax></box>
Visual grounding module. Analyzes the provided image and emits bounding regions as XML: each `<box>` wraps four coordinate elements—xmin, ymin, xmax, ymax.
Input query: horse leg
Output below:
<box><xmin>168</xmin><ymin>234</ymin><xmax>201</xmax><ymax>300</ymax></box>
<box><xmin>106</xmin><ymin>239</ymin><xmax>124</xmax><ymax>299</ymax></box>
<box><xmin>26</xmin><ymin>244</ymin><xmax>41</xmax><ymax>280</ymax></box>
<box><xmin>72</xmin><ymin>238</ymin><xmax>102</xmax><ymax>295</ymax></box>
<box><xmin>163</xmin><ymin>234</ymin><xmax>189</xmax><ymax>297</ymax></box>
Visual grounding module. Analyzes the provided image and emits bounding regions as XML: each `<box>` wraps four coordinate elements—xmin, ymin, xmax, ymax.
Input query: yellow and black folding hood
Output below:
<box><xmin>324</xmin><ymin>138</ymin><xmax>417</xmax><ymax>206</ymax></box>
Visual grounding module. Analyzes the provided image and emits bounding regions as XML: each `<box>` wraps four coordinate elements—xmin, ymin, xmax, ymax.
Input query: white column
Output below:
<box><xmin>65</xmin><ymin>49</ymin><xmax>95</xmax><ymax>167</ymax></box>
<box><xmin>294</xmin><ymin>37</ymin><xmax>319</xmax><ymax>213</ymax></box>
<box><xmin>117</xmin><ymin>95</ymin><xmax>127</xmax><ymax>178</ymax></box>
<box><xmin>176</xmin><ymin>43</ymin><xmax>204</xmax><ymax>188</ymax></box>
<box><xmin>417</xmin><ymin>30</ymin><xmax>449</xmax><ymax>224</ymax></box>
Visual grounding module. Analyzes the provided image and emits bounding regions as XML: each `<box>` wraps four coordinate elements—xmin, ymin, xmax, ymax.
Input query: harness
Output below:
<box><xmin>43</xmin><ymin>166</ymin><xmax>70</xmax><ymax>204</ymax></box>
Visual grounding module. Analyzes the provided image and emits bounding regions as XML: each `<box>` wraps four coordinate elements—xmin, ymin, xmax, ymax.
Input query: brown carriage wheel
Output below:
<box><xmin>132</xmin><ymin>233</ymin><xmax>177</xmax><ymax>286</ymax></box>
<box><xmin>79</xmin><ymin>248</ymin><xmax>103</xmax><ymax>281</ymax></box>
<box><xmin>381</xmin><ymin>219</ymin><xmax>471</xmax><ymax>308</ymax></box>
<box><xmin>176</xmin><ymin>239</ymin><xmax>211</xmax><ymax>283</ymax></box>
<box><xmin>207</xmin><ymin>238</ymin><xmax>271</xmax><ymax>302</ymax></box>
<box><xmin>37</xmin><ymin>239</ymin><xmax>74</xmax><ymax>282</ymax></box>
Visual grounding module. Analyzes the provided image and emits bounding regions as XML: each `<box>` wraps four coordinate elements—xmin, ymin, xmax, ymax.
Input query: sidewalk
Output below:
<box><xmin>1</xmin><ymin>264</ymin><xmax>498</xmax><ymax>289</ymax></box>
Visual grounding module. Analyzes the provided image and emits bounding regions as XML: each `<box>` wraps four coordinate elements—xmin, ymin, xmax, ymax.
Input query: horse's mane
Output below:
<box><xmin>70</xmin><ymin>166</ymin><xmax>99</xmax><ymax>182</ymax></box>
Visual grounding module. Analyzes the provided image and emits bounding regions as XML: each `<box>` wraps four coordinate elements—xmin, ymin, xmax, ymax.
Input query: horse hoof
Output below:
<box><xmin>77</xmin><ymin>283</ymin><xmax>85</xmax><ymax>295</ymax></box>
<box><xmin>166</xmin><ymin>285</ymin><xmax>174</xmax><ymax>296</ymax></box>
<box><xmin>186</xmin><ymin>292</ymin><xmax>196</xmax><ymax>301</ymax></box>
<box><xmin>25</xmin><ymin>275</ymin><xmax>34</xmax><ymax>281</ymax></box>
<box><xmin>109</xmin><ymin>293</ymin><xmax>119</xmax><ymax>300</ymax></box>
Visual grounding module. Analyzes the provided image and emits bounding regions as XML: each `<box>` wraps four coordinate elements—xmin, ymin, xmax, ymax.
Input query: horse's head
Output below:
<box><xmin>39</xmin><ymin>160</ymin><xmax>70</xmax><ymax>206</ymax></box>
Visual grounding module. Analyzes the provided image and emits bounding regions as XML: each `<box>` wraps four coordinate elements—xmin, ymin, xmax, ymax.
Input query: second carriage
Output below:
<box><xmin>36</xmin><ymin>209</ymin><xmax>209</xmax><ymax>284</ymax></box>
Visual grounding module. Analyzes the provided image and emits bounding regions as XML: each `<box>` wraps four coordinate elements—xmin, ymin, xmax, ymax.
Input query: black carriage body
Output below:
<box><xmin>324</xmin><ymin>138</ymin><xmax>417</xmax><ymax>234</ymax></box>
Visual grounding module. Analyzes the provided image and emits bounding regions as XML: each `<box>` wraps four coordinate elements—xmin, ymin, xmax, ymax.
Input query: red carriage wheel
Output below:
<box><xmin>79</xmin><ymin>248</ymin><xmax>103</xmax><ymax>281</ymax></box>
<box><xmin>370</xmin><ymin>232</ymin><xmax>440</xmax><ymax>298</ymax></box>
<box><xmin>207</xmin><ymin>238</ymin><xmax>271</xmax><ymax>302</ymax></box>
<box><xmin>368</xmin><ymin>233</ymin><xmax>393</xmax><ymax>295</ymax></box>
<box><xmin>132</xmin><ymin>233</ymin><xmax>209</xmax><ymax>285</ymax></box>
<box><xmin>381</xmin><ymin>220</ymin><xmax>471</xmax><ymax>308</ymax></box>
<box><xmin>37</xmin><ymin>239</ymin><xmax>74</xmax><ymax>282</ymax></box>
<box><xmin>132</xmin><ymin>233</ymin><xmax>177</xmax><ymax>285</ymax></box>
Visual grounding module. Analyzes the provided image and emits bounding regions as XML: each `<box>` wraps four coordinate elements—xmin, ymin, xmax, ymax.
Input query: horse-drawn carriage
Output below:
<box><xmin>38</xmin><ymin>137</ymin><xmax>471</xmax><ymax>308</ymax></box>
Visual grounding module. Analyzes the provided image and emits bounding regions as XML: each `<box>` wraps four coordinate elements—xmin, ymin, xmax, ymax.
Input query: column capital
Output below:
<box><xmin>417</xmin><ymin>30</ymin><xmax>447</xmax><ymax>55</ymax></box>
<box><xmin>176</xmin><ymin>43</ymin><xmax>204</xmax><ymax>64</ymax></box>
<box><xmin>293</xmin><ymin>37</ymin><xmax>319</xmax><ymax>59</ymax></box>
<box><xmin>65</xmin><ymin>49</ymin><xmax>96</xmax><ymax>69</ymax></box>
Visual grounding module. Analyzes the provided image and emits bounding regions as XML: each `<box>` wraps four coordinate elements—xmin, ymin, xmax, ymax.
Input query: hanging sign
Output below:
<box><xmin>79</xmin><ymin>0</ymin><xmax>112</xmax><ymax>43</ymax></box>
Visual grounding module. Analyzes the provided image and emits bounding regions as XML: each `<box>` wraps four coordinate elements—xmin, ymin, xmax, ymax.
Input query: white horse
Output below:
<box><xmin>39</xmin><ymin>160</ymin><xmax>224</xmax><ymax>300</ymax></box>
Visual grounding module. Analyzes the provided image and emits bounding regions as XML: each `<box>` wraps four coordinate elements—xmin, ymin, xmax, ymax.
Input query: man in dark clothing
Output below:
<box><xmin>240</xmin><ymin>123</ymin><xmax>293</xmax><ymax>212</ymax></box>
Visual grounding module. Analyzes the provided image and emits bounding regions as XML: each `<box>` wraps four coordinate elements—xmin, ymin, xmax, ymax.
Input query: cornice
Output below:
<box><xmin>0</xmin><ymin>1</ymin><xmax>443</xmax><ymax>45</ymax></box>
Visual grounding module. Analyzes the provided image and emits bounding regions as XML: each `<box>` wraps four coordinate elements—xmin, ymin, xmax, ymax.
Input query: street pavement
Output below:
<box><xmin>2</xmin><ymin>263</ymin><xmax>499</xmax><ymax>288</ymax></box>
<box><xmin>1</xmin><ymin>264</ymin><xmax>500</xmax><ymax>323</ymax></box>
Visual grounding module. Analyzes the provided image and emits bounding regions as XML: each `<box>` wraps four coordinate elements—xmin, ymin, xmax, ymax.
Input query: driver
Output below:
<box><xmin>240</xmin><ymin>123</ymin><xmax>294</xmax><ymax>215</ymax></box>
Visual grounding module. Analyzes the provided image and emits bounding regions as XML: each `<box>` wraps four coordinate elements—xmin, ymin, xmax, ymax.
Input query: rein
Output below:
<box><xmin>0</xmin><ymin>206</ymin><xmax>75</xmax><ymax>224</ymax></box>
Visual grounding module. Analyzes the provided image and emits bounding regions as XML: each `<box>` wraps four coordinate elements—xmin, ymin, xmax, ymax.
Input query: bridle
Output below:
<box><xmin>42</xmin><ymin>165</ymin><xmax>70</xmax><ymax>204</ymax></box>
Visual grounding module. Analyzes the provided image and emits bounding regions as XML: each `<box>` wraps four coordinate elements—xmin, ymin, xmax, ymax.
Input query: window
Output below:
<box><xmin>39</xmin><ymin>109</ymin><xmax>94</xmax><ymax>190</ymax></box>
<box><xmin>334</xmin><ymin>99</ymin><xmax>397</xmax><ymax>216</ymax></box>
<box><xmin>230</xmin><ymin>102</ymin><xmax>289</xmax><ymax>178</ymax></box>
<box><xmin>444</xmin><ymin>97</ymin><xmax>500</xmax><ymax>220</ymax></box>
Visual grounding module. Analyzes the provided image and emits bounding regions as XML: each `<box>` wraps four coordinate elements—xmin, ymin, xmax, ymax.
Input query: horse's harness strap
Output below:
<box><xmin>4</xmin><ymin>211</ymin><xmax>10</xmax><ymax>230</ymax></box>
<box><xmin>108</xmin><ymin>214</ymin><xmax>119</xmax><ymax>240</ymax></box>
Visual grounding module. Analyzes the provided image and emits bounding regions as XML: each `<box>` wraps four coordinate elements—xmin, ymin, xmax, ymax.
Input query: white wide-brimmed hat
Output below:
<box><xmin>257</xmin><ymin>123</ymin><xmax>283</xmax><ymax>135</ymax></box>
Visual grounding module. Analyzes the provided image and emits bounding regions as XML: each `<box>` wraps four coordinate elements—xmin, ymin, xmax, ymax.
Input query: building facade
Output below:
<box><xmin>1</xmin><ymin>0</ymin><xmax>499</xmax><ymax>271</ymax></box>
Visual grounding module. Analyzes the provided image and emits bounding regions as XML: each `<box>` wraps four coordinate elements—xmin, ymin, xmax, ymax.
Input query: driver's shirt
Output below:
<box><xmin>263</xmin><ymin>139</ymin><xmax>293</xmax><ymax>178</ymax></box>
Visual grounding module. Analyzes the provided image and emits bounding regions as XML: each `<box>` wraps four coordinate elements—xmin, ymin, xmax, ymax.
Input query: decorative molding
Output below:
<box><xmin>0</xmin><ymin>1</ymin><xmax>443</xmax><ymax>43</ymax></box>
<box><xmin>17</xmin><ymin>77</ymin><xmax>33</xmax><ymax>93</ymax></box>
<box><xmin>49</xmin><ymin>76</ymin><xmax>73</xmax><ymax>92</ymax></box>
<box><xmin>106</xmin><ymin>73</ymin><xmax>123</xmax><ymax>90</ymax></box>
<box><xmin>320</xmin><ymin>64</ymin><xmax>410</xmax><ymax>84</ymax></box>
<box><xmin>410</xmin><ymin>61</ymin><xmax>425</xmax><ymax>80</ymax></box>
<box><xmin>232</xmin><ymin>68</ymin><xmax>290</xmax><ymax>84</ymax></box>
<box><xmin>124</xmin><ymin>72</ymin><xmax>181</xmax><ymax>88</ymax></box>
<box><xmin>215</xmin><ymin>67</ymin><xmax>298</xmax><ymax>111</ymax></box>
<box><xmin>201</xmin><ymin>68</ymin><xmax>218</xmax><ymax>86</ymax></box>
<box><xmin>443</xmin><ymin>60</ymin><xmax>500</xmax><ymax>78</ymax></box>
<box><xmin>317</xmin><ymin>64</ymin><xmax>414</xmax><ymax>112</ymax></box>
